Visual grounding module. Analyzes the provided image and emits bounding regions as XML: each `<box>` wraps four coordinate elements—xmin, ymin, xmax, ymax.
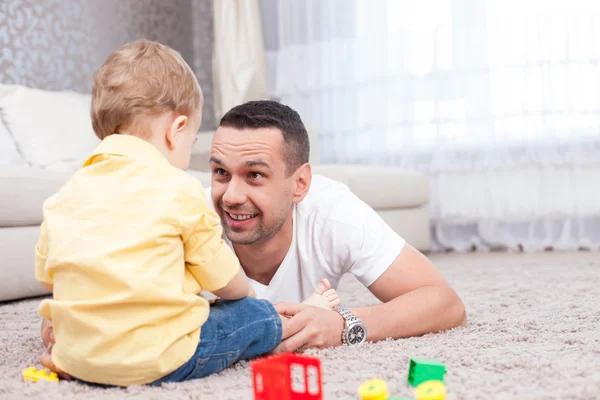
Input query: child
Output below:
<box><xmin>34</xmin><ymin>39</ymin><xmax>340</xmax><ymax>387</ymax></box>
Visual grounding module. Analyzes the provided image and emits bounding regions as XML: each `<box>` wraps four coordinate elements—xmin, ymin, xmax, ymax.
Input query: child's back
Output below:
<box><xmin>35</xmin><ymin>39</ymin><xmax>283</xmax><ymax>387</ymax></box>
<box><xmin>37</xmin><ymin>135</ymin><xmax>223</xmax><ymax>385</ymax></box>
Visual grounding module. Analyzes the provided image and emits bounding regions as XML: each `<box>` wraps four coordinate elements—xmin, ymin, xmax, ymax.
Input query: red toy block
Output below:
<box><xmin>251</xmin><ymin>353</ymin><xmax>323</xmax><ymax>400</ymax></box>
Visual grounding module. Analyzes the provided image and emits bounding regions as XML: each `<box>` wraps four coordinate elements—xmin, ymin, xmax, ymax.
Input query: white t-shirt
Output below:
<box><xmin>204</xmin><ymin>175</ymin><xmax>406</xmax><ymax>304</ymax></box>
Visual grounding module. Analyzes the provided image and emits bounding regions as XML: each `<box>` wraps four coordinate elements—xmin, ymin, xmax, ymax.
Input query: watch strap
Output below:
<box><xmin>334</xmin><ymin>306</ymin><xmax>360</xmax><ymax>324</ymax></box>
<box><xmin>334</xmin><ymin>306</ymin><xmax>362</xmax><ymax>345</ymax></box>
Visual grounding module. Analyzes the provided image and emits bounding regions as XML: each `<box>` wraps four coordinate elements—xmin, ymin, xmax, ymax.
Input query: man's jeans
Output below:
<box><xmin>150</xmin><ymin>297</ymin><xmax>283</xmax><ymax>384</ymax></box>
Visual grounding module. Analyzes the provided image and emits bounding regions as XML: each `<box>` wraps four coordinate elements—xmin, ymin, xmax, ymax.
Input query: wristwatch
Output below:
<box><xmin>333</xmin><ymin>306</ymin><xmax>367</xmax><ymax>345</ymax></box>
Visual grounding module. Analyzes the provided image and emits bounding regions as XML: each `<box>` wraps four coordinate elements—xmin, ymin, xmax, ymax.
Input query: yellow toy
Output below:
<box><xmin>414</xmin><ymin>380</ymin><xmax>446</xmax><ymax>400</ymax></box>
<box><xmin>357</xmin><ymin>378</ymin><xmax>389</xmax><ymax>400</ymax></box>
<box><xmin>22</xmin><ymin>366</ymin><xmax>59</xmax><ymax>383</ymax></box>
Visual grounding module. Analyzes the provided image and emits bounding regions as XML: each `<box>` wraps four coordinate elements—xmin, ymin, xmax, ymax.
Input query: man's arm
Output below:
<box><xmin>352</xmin><ymin>244</ymin><xmax>466</xmax><ymax>342</ymax></box>
<box><xmin>273</xmin><ymin>245</ymin><xmax>466</xmax><ymax>353</ymax></box>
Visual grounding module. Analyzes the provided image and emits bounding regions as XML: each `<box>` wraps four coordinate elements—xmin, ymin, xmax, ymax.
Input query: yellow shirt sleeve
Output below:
<box><xmin>34</xmin><ymin>221</ymin><xmax>52</xmax><ymax>284</ymax></box>
<box><xmin>181</xmin><ymin>181</ymin><xmax>240</xmax><ymax>292</ymax></box>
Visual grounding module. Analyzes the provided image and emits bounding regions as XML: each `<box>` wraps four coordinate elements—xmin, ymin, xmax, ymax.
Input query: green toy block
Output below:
<box><xmin>407</xmin><ymin>358</ymin><xmax>446</xmax><ymax>387</ymax></box>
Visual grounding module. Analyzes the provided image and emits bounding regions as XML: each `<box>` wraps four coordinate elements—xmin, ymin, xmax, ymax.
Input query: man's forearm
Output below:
<box><xmin>352</xmin><ymin>285</ymin><xmax>466</xmax><ymax>342</ymax></box>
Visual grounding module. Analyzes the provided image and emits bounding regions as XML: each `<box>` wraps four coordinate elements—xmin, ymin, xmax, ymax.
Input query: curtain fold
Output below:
<box><xmin>212</xmin><ymin>0</ymin><xmax>269</xmax><ymax>122</ymax></box>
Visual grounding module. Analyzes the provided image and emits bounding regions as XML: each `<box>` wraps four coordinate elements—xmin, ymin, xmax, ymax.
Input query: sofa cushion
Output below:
<box><xmin>0</xmin><ymin>84</ymin><xmax>100</xmax><ymax>172</ymax></box>
<box><xmin>0</xmin><ymin>117</ymin><xmax>25</xmax><ymax>166</ymax></box>
<box><xmin>312</xmin><ymin>164</ymin><xmax>429</xmax><ymax>209</ymax></box>
<box><xmin>0</xmin><ymin>166</ymin><xmax>71</xmax><ymax>227</ymax></box>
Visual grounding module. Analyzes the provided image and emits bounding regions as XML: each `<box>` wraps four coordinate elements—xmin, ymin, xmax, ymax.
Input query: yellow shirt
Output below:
<box><xmin>35</xmin><ymin>134</ymin><xmax>240</xmax><ymax>386</ymax></box>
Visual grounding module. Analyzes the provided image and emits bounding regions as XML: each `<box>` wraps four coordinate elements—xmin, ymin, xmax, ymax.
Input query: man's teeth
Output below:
<box><xmin>228</xmin><ymin>213</ymin><xmax>257</xmax><ymax>221</ymax></box>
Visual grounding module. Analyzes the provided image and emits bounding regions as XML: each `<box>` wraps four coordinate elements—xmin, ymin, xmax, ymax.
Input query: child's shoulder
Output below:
<box><xmin>164</xmin><ymin>167</ymin><xmax>209</xmax><ymax>201</ymax></box>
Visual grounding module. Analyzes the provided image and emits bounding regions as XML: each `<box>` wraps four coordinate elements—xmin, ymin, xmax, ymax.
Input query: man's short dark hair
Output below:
<box><xmin>218</xmin><ymin>100</ymin><xmax>310</xmax><ymax>174</ymax></box>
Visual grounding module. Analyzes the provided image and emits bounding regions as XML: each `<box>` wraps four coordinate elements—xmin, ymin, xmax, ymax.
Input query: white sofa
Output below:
<box><xmin>0</xmin><ymin>84</ymin><xmax>431</xmax><ymax>302</ymax></box>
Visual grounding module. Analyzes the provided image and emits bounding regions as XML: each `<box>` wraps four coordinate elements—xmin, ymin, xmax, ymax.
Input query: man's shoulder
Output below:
<box><xmin>300</xmin><ymin>174</ymin><xmax>351</xmax><ymax>209</ymax></box>
<box><xmin>298</xmin><ymin>174</ymin><xmax>370</xmax><ymax>226</ymax></box>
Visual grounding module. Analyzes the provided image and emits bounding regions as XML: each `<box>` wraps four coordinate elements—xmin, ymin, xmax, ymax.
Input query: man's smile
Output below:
<box><xmin>226</xmin><ymin>212</ymin><xmax>258</xmax><ymax>221</ymax></box>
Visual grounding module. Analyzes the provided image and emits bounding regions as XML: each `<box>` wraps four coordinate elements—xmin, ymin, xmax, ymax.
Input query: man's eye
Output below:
<box><xmin>249</xmin><ymin>172</ymin><xmax>263</xmax><ymax>179</ymax></box>
<box><xmin>214</xmin><ymin>168</ymin><xmax>228</xmax><ymax>176</ymax></box>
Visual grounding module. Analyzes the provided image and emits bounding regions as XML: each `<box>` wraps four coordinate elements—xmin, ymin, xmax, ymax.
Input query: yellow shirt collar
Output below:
<box><xmin>84</xmin><ymin>134</ymin><xmax>169</xmax><ymax>167</ymax></box>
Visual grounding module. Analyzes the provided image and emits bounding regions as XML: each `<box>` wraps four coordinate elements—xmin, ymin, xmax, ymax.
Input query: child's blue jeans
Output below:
<box><xmin>150</xmin><ymin>297</ymin><xmax>282</xmax><ymax>384</ymax></box>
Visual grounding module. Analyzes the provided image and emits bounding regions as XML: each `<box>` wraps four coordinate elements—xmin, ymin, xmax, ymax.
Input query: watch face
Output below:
<box><xmin>347</xmin><ymin>324</ymin><xmax>366</xmax><ymax>344</ymax></box>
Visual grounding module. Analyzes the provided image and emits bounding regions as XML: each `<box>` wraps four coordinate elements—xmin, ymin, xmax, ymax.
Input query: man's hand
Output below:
<box><xmin>273</xmin><ymin>303</ymin><xmax>345</xmax><ymax>353</ymax></box>
<box><xmin>39</xmin><ymin>319</ymin><xmax>72</xmax><ymax>381</ymax></box>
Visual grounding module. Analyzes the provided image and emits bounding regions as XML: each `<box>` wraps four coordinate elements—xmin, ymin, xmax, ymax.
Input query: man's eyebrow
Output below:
<box><xmin>245</xmin><ymin>160</ymin><xmax>271</xmax><ymax>170</ymax></box>
<box><xmin>209</xmin><ymin>156</ymin><xmax>223</xmax><ymax>165</ymax></box>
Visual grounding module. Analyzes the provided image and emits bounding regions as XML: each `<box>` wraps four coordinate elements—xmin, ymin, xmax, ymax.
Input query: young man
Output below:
<box><xmin>207</xmin><ymin>100</ymin><xmax>467</xmax><ymax>353</ymax></box>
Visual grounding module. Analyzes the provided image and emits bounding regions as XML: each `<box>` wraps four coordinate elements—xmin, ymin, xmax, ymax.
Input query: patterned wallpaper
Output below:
<box><xmin>0</xmin><ymin>0</ymin><xmax>216</xmax><ymax>129</ymax></box>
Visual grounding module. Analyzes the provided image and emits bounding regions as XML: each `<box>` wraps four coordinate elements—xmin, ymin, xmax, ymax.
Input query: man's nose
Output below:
<box><xmin>222</xmin><ymin>178</ymin><xmax>247</xmax><ymax>206</ymax></box>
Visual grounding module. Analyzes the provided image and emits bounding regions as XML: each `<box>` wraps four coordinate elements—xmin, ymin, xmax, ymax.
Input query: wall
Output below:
<box><xmin>0</xmin><ymin>0</ymin><xmax>216</xmax><ymax>129</ymax></box>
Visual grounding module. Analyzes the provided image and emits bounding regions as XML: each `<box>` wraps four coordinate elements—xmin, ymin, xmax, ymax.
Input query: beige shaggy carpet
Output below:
<box><xmin>1</xmin><ymin>251</ymin><xmax>599</xmax><ymax>400</ymax></box>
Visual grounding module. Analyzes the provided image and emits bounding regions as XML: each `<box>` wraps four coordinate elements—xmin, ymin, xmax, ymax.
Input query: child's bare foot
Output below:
<box><xmin>40</xmin><ymin>344</ymin><xmax>73</xmax><ymax>381</ymax></box>
<box><xmin>302</xmin><ymin>278</ymin><xmax>341</xmax><ymax>310</ymax></box>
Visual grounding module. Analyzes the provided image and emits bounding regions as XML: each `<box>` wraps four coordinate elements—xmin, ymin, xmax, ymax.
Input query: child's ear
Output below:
<box><xmin>165</xmin><ymin>115</ymin><xmax>188</xmax><ymax>149</ymax></box>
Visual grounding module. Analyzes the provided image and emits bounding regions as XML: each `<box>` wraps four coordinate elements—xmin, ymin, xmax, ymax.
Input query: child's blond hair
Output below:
<box><xmin>91</xmin><ymin>39</ymin><xmax>203</xmax><ymax>139</ymax></box>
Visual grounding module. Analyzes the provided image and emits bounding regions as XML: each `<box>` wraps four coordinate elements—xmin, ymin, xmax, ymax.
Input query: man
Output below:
<box><xmin>206</xmin><ymin>100</ymin><xmax>466</xmax><ymax>353</ymax></box>
<box><xmin>41</xmin><ymin>100</ymin><xmax>466</xmax><ymax>367</ymax></box>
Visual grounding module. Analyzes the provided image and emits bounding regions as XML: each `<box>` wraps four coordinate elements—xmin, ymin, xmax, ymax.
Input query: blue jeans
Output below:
<box><xmin>150</xmin><ymin>297</ymin><xmax>282</xmax><ymax>384</ymax></box>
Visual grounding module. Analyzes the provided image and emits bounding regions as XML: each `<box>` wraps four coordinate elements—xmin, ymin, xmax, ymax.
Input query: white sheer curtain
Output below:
<box><xmin>212</xmin><ymin>0</ymin><xmax>269</xmax><ymax>122</ymax></box>
<box><xmin>260</xmin><ymin>0</ymin><xmax>600</xmax><ymax>252</ymax></box>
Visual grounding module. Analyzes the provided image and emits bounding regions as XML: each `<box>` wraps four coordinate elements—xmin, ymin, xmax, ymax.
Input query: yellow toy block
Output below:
<box><xmin>357</xmin><ymin>378</ymin><xmax>389</xmax><ymax>400</ymax></box>
<box><xmin>22</xmin><ymin>366</ymin><xmax>59</xmax><ymax>383</ymax></box>
<box><xmin>415</xmin><ymin>379</ymin><xmax>446</xmax><ymax>400</ymax></box>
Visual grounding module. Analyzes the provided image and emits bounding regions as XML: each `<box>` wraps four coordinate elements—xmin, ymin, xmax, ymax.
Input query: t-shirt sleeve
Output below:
<box><xmin>325</xmin><ymin>191</ymin><xmax>406</xmax><ymax>287</ymax></box>
<box><xmin>180</xmin><ymin>179</ymin><xmax>240</xmax><ymax>292</ymax></box>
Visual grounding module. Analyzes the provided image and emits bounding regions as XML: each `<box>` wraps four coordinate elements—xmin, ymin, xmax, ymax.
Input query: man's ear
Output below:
<box><xmin>165</xmin><ymin>115</ymin><xmax>188</xmax><ymax>149</ymax></box>
<box><xmin>292</xmin><ymin>163</ymin><xmax>312</xmax><ymax>203</ymax></box>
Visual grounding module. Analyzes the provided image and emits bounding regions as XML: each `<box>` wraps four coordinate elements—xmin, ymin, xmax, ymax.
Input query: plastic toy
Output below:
<box><xmin>21</xmin><ymin>366</ymin><xmax>59</xmax><ymax>382</ymax></box>
<box><xmin>407</xmin><ymin>358</ymin><xmax>446</xmax><ymax>387</ymax></box>
<box><xmin>251</xmin><ymin>353</ymin><xmax>322</xmax><ymax>400</ymax></box>
<box><xmin>357</xmin><ymin>378</ymin><xmax>388</xmax><ymax>400</ymax></box>
<box><xmin>414</xmin><ymin>380</ymin><xmax>446</xmax><ymax>400</ymax></box>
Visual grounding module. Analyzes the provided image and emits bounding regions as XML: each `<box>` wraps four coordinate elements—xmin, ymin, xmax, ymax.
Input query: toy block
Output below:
<box><xmin>407</xmin><ymin>358</ymin><xmax>446</xmax><ymax>387</ymax></box>
<box><xmin>22</xmin><ymin>366</ymin><xmax>59</xmax><ymax>382</ymax></box>
<box><xmin>251</xmin><ymin>353</ymin><xmax>322</xmax><ymax>400</ymax></box>
<box><xmin>357</xmin><ymin>378</ymin><xmax>388</xmax><ymax>400</ymax></box>
<box><xmin>414</xmin><ymin>380</ymin><xmax>446</xmax><ymax>400</ymax></box>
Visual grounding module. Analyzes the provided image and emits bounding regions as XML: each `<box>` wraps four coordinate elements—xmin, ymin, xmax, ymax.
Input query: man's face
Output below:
<box><xmin>209</xmin><ymin>126</ymin><xmax>295</xmax><ymax>245</ymax></box>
